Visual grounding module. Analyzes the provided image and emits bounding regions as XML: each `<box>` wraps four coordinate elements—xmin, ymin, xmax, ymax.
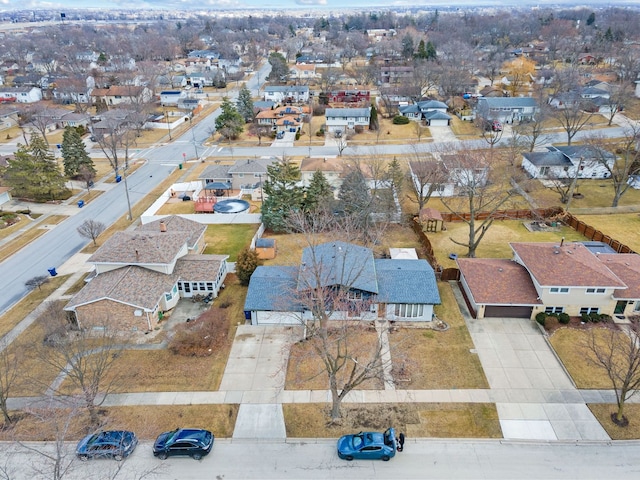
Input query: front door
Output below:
<box><xmin>184</xmin><ymin>282</ymin><xmax>191</xmax><ymax>296</ymax></box>
<box><xmin>614</xmin><ymin>300</ymin><xmax>627</xmax><ymax>315</ymax></box>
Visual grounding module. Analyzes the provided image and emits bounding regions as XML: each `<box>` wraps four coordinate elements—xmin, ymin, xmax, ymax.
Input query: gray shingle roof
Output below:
<box><xmin>298</xmin><ymin>241</ymin><xmax>378</xmax><ymax>293</ymax></box>
<box><xmin>88</xmin><ymin>231</ymin><xmax>186</xmax><ymax>265</ymax></box>
<box><xmin>522</xmin><ymin>151</ymin><xmax>573</xmax><ymax>167</ymax></box>
<box><xmin>375</xmin><ymin>259</ymin><xmax>440</xmax><ymax>304</ymax></box>
<box><xmin>244</xmin><ymin>266</ymin><xmax>300</xmax><ymax>311</ymax></box>
<box><xmin>137</xmin><ymin>215</ymin><xmax>206</xmax><ymax>251</ymax></box>
<box><xmin>478</xmin><ymin>97</ymin><xmax>537</xmax><ymax>108</ymax></box>
<box><xmin>325</xmin><ymin>107</ymin><xmax>371</xmax><ymax>117</ymax></box>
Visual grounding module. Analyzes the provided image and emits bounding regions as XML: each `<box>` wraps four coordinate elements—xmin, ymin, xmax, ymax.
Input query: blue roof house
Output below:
<box><xmin>244</xmin><ymin>241</ymin><xmax>440</xmax><ymax>325</ymax></box>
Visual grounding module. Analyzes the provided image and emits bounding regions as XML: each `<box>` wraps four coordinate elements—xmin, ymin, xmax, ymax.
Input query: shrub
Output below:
<box><xmin>295</xmin><ymin>131</ymin><xmax>300</xmax><ymax>140</ymax></box>
<box><xmin>168</xmin><ymin>308</ymin><xmax>228</xmax><ymax>357</ymax></box>
<box><xmin>316</xmin><ymin>128</ymin><xmax>325</xmax><ymax>137</ymax></box>
<box><xmin>589</xmin><ymin>312</ymin><xmax>601</xmax><ymax>323</ymax></box>
<box><xmin>535</xmin><ymin>312</ymin><xmax>547</xmax><ymax>326</ymax></box>
<box><xmin>581</xmin><ymin>313</ymin><xmax>590</xmax><ymax>323</ymax></box>
<box><xmin>557</xmin><ymin>312</ymin><xmax>570</xmax><ymax>324</ymax></box>
<box><xmin>392</xmin><ymin>115</ymin><xmax>410</xmax><ymax>125</ymax></box>
<box><xmin>599</xmin><ymin>314</ymin><xmax>612</xmax><ymax>323</ymax></box>
<box><xmin>354</xmin><ymin>125</ymin><xmax>364</xmax><ymax>134</ymax></box>
<box><xmin>544</xmin><ymin>316</ymin><xmax>559</xmax><ymax>331</ymax></box>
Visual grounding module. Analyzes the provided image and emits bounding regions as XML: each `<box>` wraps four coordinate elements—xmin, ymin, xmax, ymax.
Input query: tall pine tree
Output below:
<box><xmin>215</xmin><ymin>97</ymin><xmax>245</xmax><ymax>141</ymax></box>
<box><xmin>61</xmin><ymin>126</ymin><xmax>95</xmax><ymax>178</ymax></box>
<box><xmin>4</xmin><ymin>134</ymin><xmax>69</xmax><ymax>201</ymax></box>
<box><xmin>236</xmin><ymin>86</ymin><xmax>255</xmax><ymax>123</ymax></box>
<box><xmin>304</xmin><ymin>170</ymin><xmax>334</xmax><ymax>213</ymax></box>
<box><xmin>261</xmin><ymin>158</ymin><xmax>304</xmax><ymax>232</ymax></box>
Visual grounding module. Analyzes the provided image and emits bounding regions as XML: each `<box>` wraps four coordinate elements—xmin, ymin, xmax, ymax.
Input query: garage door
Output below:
<box><xmin>484</xmin><ymin>306</ymin><xmax>533</xmax><ymax>318</ymax></box>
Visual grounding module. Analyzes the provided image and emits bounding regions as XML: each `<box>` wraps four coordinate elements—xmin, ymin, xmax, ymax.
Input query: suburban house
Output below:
<box><xmin>0</xmin><ymin>186</ymin><xmax>11</xmax><ymax>206</ymax></box>
<box><xmin>457</xmin><ymin>241</ymin><xmax>640</xmax><ymax>319</ymax></box>
<box><xmin>289</xmin><ymin>64</ymin><xmax>318</xmax><ymax>82</ymax></box>
<box><xmin>327</xmin><ymin>90</ymin><xmax>371</xmax><ymax>105</ymax></box>
<box><xmin>399</xmin><ymin>100</ymin><xmax>451</xmax><ymax>126</ymax></box>
<box><xmin>91</xmin><ymin>85</ymin><xmax>153</xmax><ymax>106</ymax></box>
<box><xmin>199</xmin><ymin>157</ymin><xmax>277</xmax><ymax>192</ymax></box>
<box><xmin>300</xmin><ymin>157</ymin><xmax>345</xmax><ymax>193</ymax></box>
<box><xmin>521</xmin><ymin>145</ymin><xmax>614</xmax><ymax>180</ymax></box>
<box><xmin>476</xmin><ymin>97</ymin><xmax>539</xmax><ymax>123</ymax></box>
<box><xmin>263</xmin><ymin>85</ymin><xmax>310</xmax><ymax>103</ymax></box>
<box><xmin>380</xmin><ymin>65</ymin><xmax>413</xmax><ymax>84</ymax></box>
<box><xmin>0</xmin><ymin>106</ymin><xmax>19</xmax><ymax>130</ymax></box>
<box><xmin>160</xmin><ymin>90</ymin><xmax>186</xmax><ymax>106</ymax></box>
<box><xmin>408</xmin><ymin>154</ymin><xmax>489</xmax><ymax>198</ymax></box>
<box><xmin>325</xmin><ymin>107</ymin><xmax>371</xmax><ymax>134</ymax></box>
<box><xmin>0</xmin><ymin>86</ymin><xmax>42</xmax><ymax>103</ymax></box>
<box><xmin>64</xmin><ymin>216</ymin><xmax>228</xmax><ymax>333</ymax></box>
<box><xmin>185</xmin><ymin>71</ymin><xmax>225</xmax><ymax>88</ymax></box>
<box><xmin>244</xmin><ymin>241</ymin><xmax>440</xmax><ymax>325</ymax></box>
<box><xmin>255</xmin><ymin>105</ymin><xmax>308</xmax><ymax>133</ymax></box>
<box><xmin>27</xmin><ymin>108</ymin><xmax>91</xmax><ymax>133</ymax></box>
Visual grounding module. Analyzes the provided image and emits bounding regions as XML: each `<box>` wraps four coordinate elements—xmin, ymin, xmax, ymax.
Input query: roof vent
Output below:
<box><xmin>159</xmin><ymin>221</ymin><xmax>167</xmax><ymax>232</ymax></box>
<box><xmin>553</xmin><ymin>247</ymin><xmax>560</xmax><ymax>254</ymax></box>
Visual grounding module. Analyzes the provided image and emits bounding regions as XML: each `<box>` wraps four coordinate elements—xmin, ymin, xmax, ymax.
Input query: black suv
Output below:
<box><xmin>153</xmin><ymin>428</ymin><xmax>214</xmax><ymax>460</ymax></box>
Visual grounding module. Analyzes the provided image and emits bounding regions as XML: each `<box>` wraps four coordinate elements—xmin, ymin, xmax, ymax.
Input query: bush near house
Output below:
<box><xmin>392</xmin><ymin>115</ymin><xmax>410</xmax><ymax>125</ymax></box>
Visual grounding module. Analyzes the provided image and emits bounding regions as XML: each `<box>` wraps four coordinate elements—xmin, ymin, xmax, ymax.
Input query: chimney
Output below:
<box><xmin>560</xmin><ymin>237</ymin><xmax>564</xmax><ymax>247</ymax></box>
<box><xmin>159</xmin><ymin>221</ymin><xmax>167</xmax><ymax>233</ymax></box>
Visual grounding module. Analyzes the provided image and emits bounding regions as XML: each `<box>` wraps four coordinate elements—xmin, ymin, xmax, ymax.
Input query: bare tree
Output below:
<box><xmin>584</xmin><ymin>127</ymin><xmax>640</xmax><ymax>207</ymax></box>
<box><xmin>77</xmin><ymin>165</ymin><xmax>96</xmax><ymax>198</ymax></box>
<box><xmin>93</xmin><ymin>116</ymin><xmax>137</xmax><ymax>175</ymax></box>
<box><xmin>40</xmin><ymin>325</ymin><xmax>122</xmax><ymax>427</ymax></box>
<box><xmin>406</xmin><ymin>149</ymin><xmax>448</xmax><ymax>213</ymax></box>
<box><xmin>584</xmin><ymin>322</ymin><xmax>640</xmax><ymax>426</ymax></box>
<box><xmin>439</xmin><ymin>148</ymin><xmax>517</xmax><ymax>258</ymax></box>
<box><xmin>25</xmin><ymin>275</ymin><xmax>50</xmax><ymax>291</ymax></box>
<box><xmin>0</xmin><ymin>341</ymin><xmax>20</xmax><ymax>425</ymax></box>
<box><xmin>77</xmin><ymin>219</ymin><xmax>106</xmax><ymax>246</ymax></box>
<box><xmin>512</xmin><ymin>100</ymin><xmax>554</xmax><ymax>152</ymax></box>
<box><xmin>335</xmin><ymin>133</ymin><xmax>349</xmax><ymax>157</ymax></box>
<box><xmin>284</xmin><ymin>211</ymin><xmax>394</xmax><ymax>423</ymax></box>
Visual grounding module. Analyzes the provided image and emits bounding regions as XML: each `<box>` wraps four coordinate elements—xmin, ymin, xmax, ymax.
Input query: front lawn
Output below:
<box><xmin>389</xmin><ymin>282</ymin><xmax>489</xmax><ymax>390</ymax></box>
<box><xmin>283</xmin><ymin>403</ymin><xmax>502</xmax><ymax>439</ymax></box>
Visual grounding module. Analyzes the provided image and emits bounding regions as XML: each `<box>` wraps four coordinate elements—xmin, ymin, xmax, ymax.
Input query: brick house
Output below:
<box><xmin>64</xmin><ymin>216</ymin><xmax>228</xmax><ymax>333</ymax></box>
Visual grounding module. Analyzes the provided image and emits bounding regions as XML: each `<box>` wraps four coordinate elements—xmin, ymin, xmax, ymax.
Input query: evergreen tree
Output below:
<box><xmin>267</xmin><ymin>52</ymin><xmax>289</xmax><ymax>82</ymax></box>
<box><xmin>426</xmin><ymin>41</ymin><xmax>437</xmax><ymax>60</ymax></box>
<box><xmin>236</xmin><ymin>247</ymin><xmax>262</xmax><ymax>286</ymax></box>
<box><xmin>386</xmin><ymin>157</ymin><xmax>405</xmax><ymax>198</ymax></box>
<box><xmin>236</xmin><ymin>86</ymin><xmax>255</xmax><ymax>123</ymax></box>
<box><xmin>4</xmin><ymin>134</ymin><xmax>69</xmax><ymax>201</ymax></box>
<box><xmin>61</xmin><ymin>126</ymin><xmax>95</xmax><ymax>178</ymax></box>
<box><xmin>304</xmin><ymin>170</ymin><xmax>334</xmax><ymax>213</ymax></box>
<box><xmin>369</xmin><ymin>103</ymin><xmax>379</xmax><ymax>131</ymax></box>
<box><xmin>416</xmin><ymin>40</ymin><xmax>428</xmax><ymax>59</ymax></box>
<box><xmin>261</xmin><ymin>158</ymin><xmax>304</xmax><ymax>232</ymax></box>
<box><xmin>215</xmin><ymin>97</ymin><xmax>245</xmax><ymax>141</ymax></box>
<box><xmin>586</xmin><ymin>12</ymin><xmax>596</xmax><ymax>26</ymax></box>
<box><xmin>337</xmin><ymin>166</ymin><xmax>372</xmax><ymax>229</ymax></box>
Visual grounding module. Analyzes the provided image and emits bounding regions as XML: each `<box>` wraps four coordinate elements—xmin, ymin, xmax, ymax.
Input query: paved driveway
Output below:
<box><xmin>466</xmin><ymin>316</ymin><xmax>610</xmax><ymax>441</ymax></box>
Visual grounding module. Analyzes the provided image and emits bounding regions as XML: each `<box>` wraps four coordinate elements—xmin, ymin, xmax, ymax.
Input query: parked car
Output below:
<box><xmin>276</xmin><ymin>131</ymin><xmax>285</xmax><ymax>139</ymax></box>
<box><xmin>491</xmin><ymin>120</ymin><xmax>503</xmax><ymax>131</ymax></box>
<box><xmin>337</xmin><ymin>428</ymin><xmax>396</xmax><ymax>461</ymax></box>
<box><xmin>76</xmin><ymin>430</ymin><xmax>138</xmax><ymax>461</ymax></box>
<box><xmin>153</xmin><ymin>428</ymin><xmax>214</xmax><ymax>460</ymax></box>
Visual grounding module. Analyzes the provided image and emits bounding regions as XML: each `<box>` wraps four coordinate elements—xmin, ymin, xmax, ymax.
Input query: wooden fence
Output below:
<box><xmin>563</xmin><ymin>213</ymin><xmax>637</xmax><ymax>254</ymax></box>
<box><xmin>439</xmin><ymin>207</ymin><xmax>563</xmax><ymax>223</ymax></box>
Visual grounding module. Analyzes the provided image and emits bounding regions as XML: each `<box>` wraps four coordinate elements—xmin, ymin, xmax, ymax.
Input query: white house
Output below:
<box><xmin>0</xmin><ymin>86</ymin><xmax>42</xmax><ymax>103</ymax></box>
<box><xmin>160</xmin><ymin>91</ymin><xmax>186</xmax><ymax>106</ymax></box>
<box><xmin>263</xmin><ymin>85</ymin><xmax>309</xmax><ymax>103</ymax></box>
<box><xmin>325</xmin><ymin>107</ymin><xmax>371</xmax><ymax>134</ymax></box>
<box><xmin>522</xmin><ymin>145</ymin><xmax>614</xmax><ymax>180</ymax></box>
<box><xmin>476</xmin><ymin>97</ymin><xmax>538</xmax><ymax>123</ymax></box>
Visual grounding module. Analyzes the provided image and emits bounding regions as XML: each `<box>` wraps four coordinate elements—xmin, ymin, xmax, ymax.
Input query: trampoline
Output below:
<box><xmin>214</xmin><ymin>199</ymin><xmax>250</xmax><ymax>214</ymax></box>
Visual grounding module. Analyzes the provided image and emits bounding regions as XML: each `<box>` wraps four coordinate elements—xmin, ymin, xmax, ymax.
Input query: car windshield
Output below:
<box><xmin>352</xmin><ymin>435</ymin><xmax>364</xmax><ymax>449</ymax></box>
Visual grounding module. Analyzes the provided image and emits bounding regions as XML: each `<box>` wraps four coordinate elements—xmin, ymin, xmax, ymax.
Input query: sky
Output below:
<box><xmin>0</xmin><ymin>0</ymin><xmax>635</xmax><ymax>12</ymax></box>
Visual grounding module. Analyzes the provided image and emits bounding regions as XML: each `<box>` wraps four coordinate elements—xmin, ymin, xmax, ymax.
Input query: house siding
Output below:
<box><xmin>75</xmin><ymin>298</ymin><xmax>158</xmax><ymax>332</ymax></box>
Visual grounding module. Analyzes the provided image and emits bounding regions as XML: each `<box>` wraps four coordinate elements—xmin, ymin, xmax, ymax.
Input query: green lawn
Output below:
<box><xmin>203</xmin><ymin>224</ymin><xmax>260</xmax><ymax>261</ymax></box>
<box><xmin>572</xmin><ymin>213</ymin><xmax>640</xmax><ymax>252</ymax></box>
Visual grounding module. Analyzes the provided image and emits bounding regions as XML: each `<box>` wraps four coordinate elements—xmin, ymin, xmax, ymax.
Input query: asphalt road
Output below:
<box><xmin>2</xmin><ymin>439</ymin><xmax>640</xmax><ymax>479</ymax></box>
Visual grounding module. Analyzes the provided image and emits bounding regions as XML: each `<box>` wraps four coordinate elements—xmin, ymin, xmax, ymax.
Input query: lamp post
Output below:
<box><xmin>164</xmin><ymin>108</ymin><xmax>172</xmax><ymax>141</ymax></box>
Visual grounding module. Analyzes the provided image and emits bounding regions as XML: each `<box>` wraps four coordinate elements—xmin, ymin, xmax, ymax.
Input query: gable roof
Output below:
<box><xmin>478</xmin><ymin>97</ymin><xmax>538</xmax><ymax>108</ymax></box>
<box><xmin>375</xmin><ymin>259</ymin><xmax>440</xmax><ymax>304</ymax></box>
<box><xmin>325</xmin><ymin>107</ymin><xmax>371</xmax><ymax>117</ymax></box>
<box><xmin>597</xmin><ymin>254</ymin><xmax>640</xmax><ymax>299</ymax></box>
<box><xmin>137</xmin><ymin>215</ymin><xmax>206</xmax><ymax>251</ymax></box>
<box><xmin>511</xmin><ymin>242</ymin><xmax>627</xmax><ymax>288</ymax></box>
<box><xmin>457</xmin><ymin>258</ymin><xmax>542</xmax><ymax>305</ymax></box>
<box><xmin>88</xmin><ymin>231</ymin><xmax>186</xmax><ymax>266</ymax></box>
<box><xmin>522</xmin><ymin>151</ymin><xmax>574</xmax><ymax>167</ymax></box>
<box><xmin>298</xmin><ymin>241</ymin><xmax>378</xmax><ymax>293</ymax></box>
<box><xmin>244</xmin><ymin>266</ymin><xmax>301</xmax><ymax>311</ymax></box>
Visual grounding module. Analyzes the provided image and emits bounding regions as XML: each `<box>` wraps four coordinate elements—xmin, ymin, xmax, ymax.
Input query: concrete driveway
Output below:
<box><xmin>465</xmin><ymin>316</ymin><xmax>610</xmax><ymax>441</ymax></box>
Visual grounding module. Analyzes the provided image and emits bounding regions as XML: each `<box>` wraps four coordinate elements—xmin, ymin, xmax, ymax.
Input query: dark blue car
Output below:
<box><xmin>337</xmin><ymin>427</ymin><xmax>396</xmax><ymax>461</ymax></box>
<box><xmin>76</xmin><ymin>430</ymin><xmax>138</xmax><ymax>461</ymax></box>
<box><xmin>153</xmin><ymin>428</ymin><xmax>214</xmax><ymax>460</ymax></box>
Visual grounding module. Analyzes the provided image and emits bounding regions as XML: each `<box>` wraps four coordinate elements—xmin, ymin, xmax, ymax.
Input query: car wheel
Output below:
<box><xmin>382</xmin><ymin>455</ymin><xmax>390</xmax><ymax>461</ymax></box>
<box><xmin>113</xmin><ymin>454</ymin><xmax>123</xmax><ymax>462</ymax></box>
<box><xmin>345</xmin><ymin>455</ymin><xmax>353</xmax><ymax>461</ymax></box>
<box><xmin>192</xmin><ymin>452</ymin><xmax>203</xmax><ymax>460</ymax></box>
<box><xmin>157</xmin><ymin>452</ymin><xmax>168</xmax><ymax>460</ymax></box>
<box><xmin>78</xmin><ymin>454</ymin><xmax>89</xmax><ymax>462</ymax></box>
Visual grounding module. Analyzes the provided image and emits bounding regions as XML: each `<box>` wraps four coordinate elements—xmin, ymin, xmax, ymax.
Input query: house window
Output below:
<box><xmin>395</xmin><ymin>304</ymin><xmax>424</xmax><ymax>318</ymax></box>
<box><xmin>348</xmin><ymin>291</ymin><xmax>362</xmax><ymax>300</ymax></box>
<box><xmin>540</xmin><ymin>167</ymin><xmax>549</xmax><ymax>176</ymax></box>
<box><xmin>545</xmin><ymin>306</ymin><xmax>564</xmax><ymax>314</ymax></box>
<box><xmin>199</xmin><ymin>282</ymin><xmax>206</xmax><ymax>290</ymax></box>
<box><xmin>206</xmin><ymin>282</ymin><xmax>213</xmax><ymax>291</ymax></box>
<box><xmin>586</xmin><ymin>288</ymin><xmax>606</xmax><ymax>294</ymax></box>
<box><xmin>580</xmin><ymin>307</ymin><xmax>600</xmax><ymax>315</ymax></box>
<box><xmin>165</xmin><ymin>293</ymin><xmax>172</xmax><ymax>301</ymax></box>
<box><xmin>550</xmin><ymin>287</ymin><xmax>569</xmax><ymax>293</ymax></box>
<box><xmin>177</xmin><ymin>282</ymin><xmax>183</xmax><ymax>291</ymax></box>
